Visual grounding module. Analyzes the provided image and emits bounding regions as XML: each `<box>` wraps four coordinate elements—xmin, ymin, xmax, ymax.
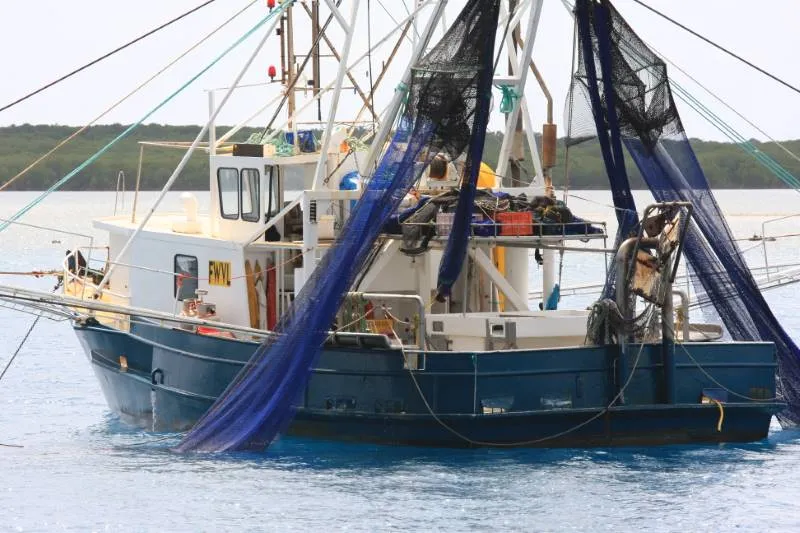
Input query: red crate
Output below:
<box><xmin>496</xmin><ymin>211</ymin><xmax>533</xmax><ymax>236</ymax></box>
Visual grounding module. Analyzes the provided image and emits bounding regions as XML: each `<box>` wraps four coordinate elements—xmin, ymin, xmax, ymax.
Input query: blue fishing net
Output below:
<box><xmin>571</xmin><ymin>0</ymin><xmax>800</xmax><ymax>425</ymax></box>
<box><xmin>176</xmin><ymin>0</ymin><xmax>502</xmax><ymax>452</ymax></box>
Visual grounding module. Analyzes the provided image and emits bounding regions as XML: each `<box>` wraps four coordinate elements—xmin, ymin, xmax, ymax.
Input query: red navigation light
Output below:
<box><xmin>268</xmin><ymin>65</ymin><xmax>277</xmax><ymax>81</ymax></box>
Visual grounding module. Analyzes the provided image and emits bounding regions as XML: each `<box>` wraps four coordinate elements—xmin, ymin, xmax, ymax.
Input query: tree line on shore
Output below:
<box><xmin>0</xmin><ymin>123</ymin><xmax>798</xmax><ymax>190</ymax></box>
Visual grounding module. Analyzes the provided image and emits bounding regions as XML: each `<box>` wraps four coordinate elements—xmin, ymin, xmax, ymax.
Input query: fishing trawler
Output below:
<box><xmin>1</xmin><ymin>0</ymin><xmax>796</xmax><ymax>451</ymax></box>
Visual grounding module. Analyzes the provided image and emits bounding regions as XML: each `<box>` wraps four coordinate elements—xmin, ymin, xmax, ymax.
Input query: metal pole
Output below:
<box><xmin>496</xmin><ymin>0</ymin><xmax>544</xmax><ymax>180</ymax></box>
<box><xmin>312</xmin><ymin>0</ymin><xmax>363</xmax><ymax>190</ymax></box>
<box><xmin>349</xmin><ymin>21</ymin><xmax>413</xmax><ymax>132</ymax></box>
<box><xmin>614</xmin><ymin>237</ymin><xmax>638</xmax><ymax>406</ymax></box>
<box><xmin>662</xmin><ymin>279</ymin><xmax>676</xmax><ymax>404</ymax></box>
<box><xmin>673</xmin><ymin>289</ymin><xmax>690</xmax><ymax>342</ymax></box>
<box><xmin>360</xmin><ymin>1</ymin><xmax>449</xmax><ymax>176</ymax></box>
<box><xmin>131</xmin><ymin>144</ymin><xmax>144</xmax><ymax>224</ymax></box>
<box><xmin>208</xmin><ymin>90</ymin><xmax>217</xmax><ymax>156</ymax></box>
<box><xmin>300</xmin><ymin>2</ymin><xmax>377</xmax><ymax>118</ymax></box>
<box><xmin>312</xmin><ymin>0</ymin><xmax>322</xmax><ymax>121</ymax></box>
<box><xmin>507</xmin><ymin>0</ymin><xmax>523</xmax><ymax>188</ymax></box>
<box><xmin>287</xmin><ymin>3</ymin><xmax>298</xmax><ymax>150</ymax></box>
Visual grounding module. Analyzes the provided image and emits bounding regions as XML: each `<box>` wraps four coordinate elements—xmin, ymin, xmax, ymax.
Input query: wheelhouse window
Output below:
<box><xmin>241</xmin><ymin>168</ymin><xmax>260</xmax><ymax>222</ymax></box>
<box><xmin>174</xmin><ymin>254</ymin><xmax>198</xmax><ymax>301</ymax></box>
<box><xmin>218</xmin><ymin>168</ymin><xmax>239</xmax><ymax>219</ymax></box>
<box><xmin>266</xmin><ymin>165</ymin><xmax>280</xmax><ymax>217</ymax></box>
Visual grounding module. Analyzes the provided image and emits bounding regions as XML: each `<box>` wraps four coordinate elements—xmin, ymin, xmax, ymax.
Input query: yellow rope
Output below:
<box><xmin>708</xmin><ymin>398</ymin><xmax>725</xmax><ymax>432</ymax></box>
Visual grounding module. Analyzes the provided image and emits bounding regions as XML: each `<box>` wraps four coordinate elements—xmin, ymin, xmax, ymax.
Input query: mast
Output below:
<box><xmin>279</xmin><ymin>7</ymin><xmax>287</xmax><ymax>84</ymax></box>
<box><xmin>506</xmin><ymin>0</ymin><xmax>524</xmax><ymax>188</ymax></box>
<box><xmin>495</xmin><ymin>0</ymin><xmax>543</xmax><ymax>181</ymax></box>
<box><xmin>312</xmin><ymin>0</ymin><xmax>322</xmax><ymax>121</ymax></box>
<box><xmin>286</xmin><ymin>3</ymin><xmax>297</xmax><ymax>149</ymax></box>
<box><xmin>360</xmin><ymin>1</ymin><xmax>450</xmax><ymax>176</ymax></box>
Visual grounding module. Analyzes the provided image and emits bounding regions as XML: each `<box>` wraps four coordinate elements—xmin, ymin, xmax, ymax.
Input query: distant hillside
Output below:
<box><xmin>0</xmin><ymin>124</ymin><xmax>799</xmax><ymax>190</ymax></box>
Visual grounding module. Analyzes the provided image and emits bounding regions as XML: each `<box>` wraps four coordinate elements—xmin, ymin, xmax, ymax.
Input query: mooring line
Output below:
<box><xmin>0</xmin><ymin>316</ymin><xmax>40</xmax><ymax>450</ymax></box>
<box><xmin>0</xmin><ymin>315</ymin><xmax>41</xmax><ymax>383</ymax></box>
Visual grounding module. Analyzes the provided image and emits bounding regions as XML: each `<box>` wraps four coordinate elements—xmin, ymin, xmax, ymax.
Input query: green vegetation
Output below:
<box><xmin>1</xmin><ymin>124</ymin><xmax>799</xmax><ymax>190</ymax></box>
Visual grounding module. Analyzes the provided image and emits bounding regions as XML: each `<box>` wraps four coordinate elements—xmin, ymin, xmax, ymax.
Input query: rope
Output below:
<box><xmin>0</xmin><ymin>0</ymin><xmax>218</xmax><ymax>114</ymax></box>
<box><xmin>631</xmin><ymin>0</ymin><xmax>800</xmax><ymax>97</ymax></box>
<box><xmin>246</xmin><ymin>131</ymin><xmax>296</xmax><ymax>156</ymax></box>
<box><xmin>77</xmin><ymin>242</ymin><xmax>313</xmax><ymax>286</ymax></box>
<box><xmin>0</xmin><ymin>6</ymin><xmax>285</xmax><ymax>234</ymax></box>
<box><xmin>598</xmin><ymin>25</ymin><xmax>800</xmax><ymax>193</ymax></box>
<box><xmin>374</xmin><ymin>0</ymin><xmax>414</xmax><ymax>46</ymax></box>
<box><xmin>670</xmin><ymin>83</ymin><xmax>800</xmax><ymax>191</ymax></box>
<box><xmin>0</xmin><ymin>0</ymin><xmax>261</xmax><ymax>193</ymax></box>
<box><xmin>393</xmin><ymin>326</ymin><xmax>648</xmax><ymax>447</ymax></box>
<box><xmin>648</xmin><ymin>41</ymin><xmax>800</xmax><ymax>166</ymax></box>
<box><xmin>707</xmin><ymin>398</ymin><xmax>725</xmax><ymax>432</ymax></box>
<box><xmin>497</xmin><ymin>85</ymin><xmax>520</xmax><ymax>115</ymax></box>
<box><xmin>563</xmin><ymin>17</ymin><xmax>579</xmax><ymax>202</ymax></box>
<box><xmin>0</xmin><ymin>315</ymin><xmax>41</xmax><ymax>383</ymax></box>
<box><xmin>678</xmin><ymin>339</ymin><xmax>780</xmax><ymax>402</ymax></box>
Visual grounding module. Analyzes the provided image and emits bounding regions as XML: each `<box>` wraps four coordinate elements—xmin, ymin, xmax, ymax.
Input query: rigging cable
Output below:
<box><xmin>393</xmin><ymin>324</ymin><xmax>649</xmax><ymax>447</ymax></box>
<box><xmin>0</xmin><ymin>0</ymin><xmax>261</xmax><ymax>193</ymax></box>
<box><xmin>650</xmin><ymin>43</ymin><xmax>800</xmax><ymax>166</ymax></box>
<box><xmin>260</xmin><ymin>0</ymin><xmax>343</xmax><ymax>138</ymax></box>
<box><xmin>0</xmin><ymin>316</ymin><xmax>41</xmax><ymax>384</ymax></box>
<box><xmin>0</xmin><ymin>282</ymin><xmax>61</xmax><ymax>450</ymax></box>
<box><xmin>670</xmin><ymin>82</ymin><xmax>800</xmax><ymax>190</ymax></box>
<box><xmin>0</xmin><ymin>6</ymin><xmax>287</xmax><ymax>235</ymax></box>
<box><xmin>610</xmin><ymin>31</ymin><xmax>800</xmax><ymax>191</ymax></box>
<box><xmin>367</xmin><ymin>0</ymin><xmax>377</xmax><ymax>132</ymax></box>
<box><xmin>0</xmin><ymin>0</ymin><xmax>218</xmax><ymax>114</ymax></box>
<box><xmin>631</xmin><ymin>0</ymin><xmax>800</xmax><ymax>97</ymax></box>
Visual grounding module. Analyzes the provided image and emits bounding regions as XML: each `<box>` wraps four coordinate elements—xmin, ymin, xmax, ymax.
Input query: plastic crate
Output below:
<box><xmin>436</xmin><ymin>212</ymin><xmax>455</xmax><ymax>236</ymax></box>
<box><xmin>496</xmin><ymin>211</ymin><xmax>533</xmax><ymax>236</ymax></box>
<box><xmin>436</xmin><ymin>212</ymin><xmax>485</xmax><ymax>236</ymax></box>
<box><xmin>367</xmin><ymin>319</ymin><xmax>395</xmax><ymax>336</ymax></box>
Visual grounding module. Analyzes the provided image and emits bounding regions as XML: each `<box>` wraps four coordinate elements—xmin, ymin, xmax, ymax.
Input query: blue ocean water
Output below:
<box><xmin>2</xmin><ymin>191</ymin><xmax>800</xmax><ymax>532</ymax></box>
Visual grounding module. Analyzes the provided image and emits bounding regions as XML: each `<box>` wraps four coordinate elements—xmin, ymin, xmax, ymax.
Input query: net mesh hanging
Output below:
<box><xmin>569</xmin><ymin>0</ymin><xmax>800</xmax><ymax>425</ymax></box>
<box><xmin>176</xmin><ymin>0</ymin><xmax>502</xmax><ymax>452</ymax></box>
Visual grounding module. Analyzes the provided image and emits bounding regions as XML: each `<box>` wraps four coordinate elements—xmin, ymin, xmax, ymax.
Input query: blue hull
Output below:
<box><xmin>74</xmin><ymin>320</ymin><xmax>783</xmax><ymax>448</ymax></box>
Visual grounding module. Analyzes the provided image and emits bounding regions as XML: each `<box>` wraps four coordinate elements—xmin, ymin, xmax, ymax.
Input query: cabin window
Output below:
<box><xmin>266</xmin><ymin>165</ymin><xmax>280</xmax><ymax>217</ymax></box>
<box><xmin>241</xmin><ymin>168</ymin><xmax>260</xmax><ymax>222</ymax></box>
<box><xmin>174</xmin><ymin>254</ymin><xmax>198</xmax><ymax>301</ymax></box>
<box><xmin>218</xmin><ymin>168</ymin><xmax>239</xmax><ymax>219</ymax></box>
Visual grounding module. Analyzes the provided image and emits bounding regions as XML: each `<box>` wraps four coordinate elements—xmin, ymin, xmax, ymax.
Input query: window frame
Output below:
<box><xmin>240</xmin><ymin>168</ymin><xmax>260</xmax><ymax>222</ymax></box>
<box><xmin>217</xmin><ymin>167</ymin><xmax>240</xmax><ymax>220</ymax></box>
<box><xmin>174</xmin><ymin>254</ymin><xmax>199</xmax><ymax>301</ymax></box>
<box><xmin>266</xmin><ymin>165</ymin><xmax>280</xmax><ymax>217</ymax></box>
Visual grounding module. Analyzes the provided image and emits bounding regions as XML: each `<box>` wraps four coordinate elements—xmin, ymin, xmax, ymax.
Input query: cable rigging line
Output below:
<box><xmin>613</xmin><ymin>30</ymin><xmax>800</xmax><ymax>191</ymax></box>
<box><xmin>645</xmin><ymin>42</ymin><xmax>800</xmax><ymax>166</ymax></box>
<box><xmin>0</xmin><ymin>0</ymin><xmax>260</xmax><ymax>193</ymax></box>
<box><xmin>0</xmin><ymin>315</ymin><xmax>41</xmax><ymax>384</ymax></box>
<box><xmin>0</xmin><ymin>6</ymin><xmax>286</xmax><ymax>234</ymax></box>
<box><xmin>631</xmin><ymin>0</ymin><xmax>800</xmax><ymax>97</ymax></box>
<box><xmin>367</xmin><ymin>0</ymin><xmax>377</xmax><ymax>133</ymax></box>
<box><xmin>0</xmin><ymin>0</ymin><xmax>218</xmax><ymax>114</ymax></box>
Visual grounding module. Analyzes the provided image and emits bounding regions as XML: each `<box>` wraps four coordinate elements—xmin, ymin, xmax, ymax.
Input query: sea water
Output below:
<box><xmin>1</xmin><ymin>190</ymin><xmax>799</xmax><ymax>532</ymax></box>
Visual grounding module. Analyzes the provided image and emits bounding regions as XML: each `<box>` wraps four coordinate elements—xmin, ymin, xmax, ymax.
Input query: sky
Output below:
<box><xmin>1</xmin><ymin>0</ymin><xmax>799</xmax><ymax>142</ymax></box>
